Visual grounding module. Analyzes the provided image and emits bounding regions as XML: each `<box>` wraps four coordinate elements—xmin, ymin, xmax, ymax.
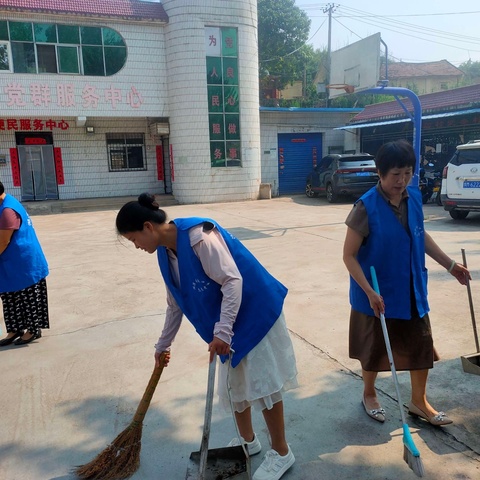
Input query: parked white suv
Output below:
<box><xmin>441</xmin><ymin>140</ymin><xmax>480</xmax><ymax>219</ymax></box>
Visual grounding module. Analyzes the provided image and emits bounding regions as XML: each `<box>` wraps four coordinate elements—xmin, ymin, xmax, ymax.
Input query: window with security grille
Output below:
<box><xmin>106</xmin><ymin>133</ymin><xmax>146</xmax><ymax>171</ymax></box>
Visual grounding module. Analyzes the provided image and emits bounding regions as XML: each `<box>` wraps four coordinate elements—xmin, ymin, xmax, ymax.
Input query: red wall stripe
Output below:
<box><xmin>156</xmin><ymin>145</ymin><xmax>164</xmax><ymax>181</ymax></box>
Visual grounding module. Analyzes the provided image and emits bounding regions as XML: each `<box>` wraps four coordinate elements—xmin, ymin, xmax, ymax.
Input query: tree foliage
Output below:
<box><xmin>258</xmin><ymin>0</ymin><xmax>311</xmax><ymax>91</ymax></box>
<box><xmin>257</xmin><ymin>2</ymin><xmax>401</xmax><ymax>108</ymax></box>
<box><xmin>459</xmin><ymin>59</ymin><xmax>480</xmax><ymax>84</ymax></box>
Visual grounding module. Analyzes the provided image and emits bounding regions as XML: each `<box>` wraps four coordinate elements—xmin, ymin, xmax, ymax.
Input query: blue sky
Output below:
<box><xmin>296</xmin><ymin>1</ymin><xmax>480</xmax><ymax>66</ymax></box>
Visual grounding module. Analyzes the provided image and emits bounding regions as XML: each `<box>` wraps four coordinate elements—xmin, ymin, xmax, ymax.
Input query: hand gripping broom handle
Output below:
<box><xmin>131</xmin><ymin>352</ymin><xmax>168</xmax><ymax>425</ymax></box>
<box><xmin>461</xmin><ymin>249</ymin><xmax>479</xmax><ymax>352</ymax></box>
<box><xmin>370</xmin><ymin>267</ymin><xmax>408</xmax><ymax>427</ymax></box>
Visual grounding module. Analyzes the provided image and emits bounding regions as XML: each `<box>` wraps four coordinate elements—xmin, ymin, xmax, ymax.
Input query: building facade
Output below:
<box><xmin>0</xmin><ymin>0</ymin><xmax>262</xmax><ymax>204</ymax></box>
<box><xmin>260</xmin><ymin>107</ymin><xmax>361</xmax><ymax>196</ymax></box>
<box><xmin>0</xmin><ymin>0</ymin><xmax>361</xmax><ymax>204</ymax></box>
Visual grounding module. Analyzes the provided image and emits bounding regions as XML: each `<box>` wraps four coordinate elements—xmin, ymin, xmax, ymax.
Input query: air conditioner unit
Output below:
<box><xmin>149</xmin><ymin>123</ymin><xmax>169</xmax><ymax>136</ymax></box>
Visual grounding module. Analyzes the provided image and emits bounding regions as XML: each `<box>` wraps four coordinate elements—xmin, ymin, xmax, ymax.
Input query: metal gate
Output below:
<box><xmin>278</xmin><ymin>133</ymin><xmax>322</xmax><ymax>195</ymax></box>
<box><xmin>18</xmin><ymin>145</ymin><xmax>58</xmax><ymax>201</ymax></box>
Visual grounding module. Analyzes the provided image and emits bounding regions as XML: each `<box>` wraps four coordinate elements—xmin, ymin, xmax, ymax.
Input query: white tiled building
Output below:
<box><xmin>0</xmin><ymin>0</ymin><xmax>358</xmax><ymax>204</ymax></box>
<box><xmin>0</xmin><ymin>0</ymin><xmax>261</xmax><ymax>204</ymax></box>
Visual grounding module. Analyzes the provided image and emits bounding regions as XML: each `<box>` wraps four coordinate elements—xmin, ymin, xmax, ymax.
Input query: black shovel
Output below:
<box><xmin>460</xmin><ymin>249</ymin><xmax>480</xmax><ymax>376</ymax></box>
<box><xmin>185</xmin><ymin>354</ymin><xmax>250</xmax><ymax>479</ymax></box>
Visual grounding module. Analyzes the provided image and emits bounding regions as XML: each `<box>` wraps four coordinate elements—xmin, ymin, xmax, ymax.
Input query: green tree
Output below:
<box><xmin>459</xmin><ymin>59</ymin><xmax>480</xmax><ymax>85</ymax></box>
<box><xmin>258</xmin><ymin>0</ymin><xmax>311</xmax><ymax>95</ymax></box>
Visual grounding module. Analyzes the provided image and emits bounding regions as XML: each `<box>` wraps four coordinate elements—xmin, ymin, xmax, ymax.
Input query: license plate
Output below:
<box><xmin>356</xmin><ymin>172</ymin><xmax>372</xmax><ymax>176</ymax></box>
<box><xmin>463</xmin><ymin>181</ymin><xmax>480</xmax><ymax>188</ymax></box>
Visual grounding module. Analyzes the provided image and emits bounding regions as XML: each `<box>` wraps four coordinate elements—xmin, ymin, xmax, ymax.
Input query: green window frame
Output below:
<box><xmin>58</xmin><ymin>46</ymin><xmax>80</xmax><ymax>74</ymax></box>
<box><xmin>0</xmin><ymin>42</ymin><xmax>12</xmax><ymax>72</ymax></box>
<box><xmin>1</xmin><ymin>21</ymin><xmax>126</xmax><ymax>76</ymax></box>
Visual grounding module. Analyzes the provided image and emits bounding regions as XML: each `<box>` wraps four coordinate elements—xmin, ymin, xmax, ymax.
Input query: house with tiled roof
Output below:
<box><xmin>381</xmin><ymin>59</ymin><xmax>464</xmax><ymax>95</ymax></box>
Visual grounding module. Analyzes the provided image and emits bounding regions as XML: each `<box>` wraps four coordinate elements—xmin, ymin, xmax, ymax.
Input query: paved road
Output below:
<box><xmin>0</xmin><ymin>196</ymin><xmax>479</xmax><ymax>479</ymax></box>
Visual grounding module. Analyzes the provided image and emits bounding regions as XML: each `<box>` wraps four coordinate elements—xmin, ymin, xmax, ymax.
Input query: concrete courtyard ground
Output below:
<box><xmin>0</xmin><ymin>195</ymin><xmax>479</xmax><ymax>480</ymax></box>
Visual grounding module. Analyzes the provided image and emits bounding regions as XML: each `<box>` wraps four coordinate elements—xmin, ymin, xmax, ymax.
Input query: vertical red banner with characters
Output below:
<box><xmin>9</xmin><ymin>148</ymin><xmax>21</xmax><ymax>186</ymax></box>
<box><xmin>156</xmin><ymin>145</ymin><xmax>164</xmax><ymax>181</ymax></box>
<box><xmin>169</xmin><ymin>144</ymin><xmax>174</xmax><ymax>182</ymax></box>
<box><xmin>53</xmin><ymin>147</ymin><xmax>65</xmax><ymax>185</ymax></box>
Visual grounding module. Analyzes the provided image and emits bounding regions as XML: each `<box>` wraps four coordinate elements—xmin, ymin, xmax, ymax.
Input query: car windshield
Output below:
<box><xmin>338</xmin><ymin>157</ymin><xmax>375</xmax><ymax>167</ymax></box>
<box><xmin>453</xmin><ymin>149</ymin><xmax>480</xmax><ymax>166</ymax></box>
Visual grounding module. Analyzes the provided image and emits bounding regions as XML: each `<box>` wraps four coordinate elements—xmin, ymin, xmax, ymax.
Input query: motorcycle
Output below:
<box><xmin>419</xmin><ymin>168</ymin><xmax>434</xmax><ymax>204</ymax></box>
<box><xmin>419</xmin><ymin>165</ymin><xmax>442</xmax><ymax>205</ymax></box>
<box><xmin>430</xmin><ymin>172</ymin><xmax>442</xmax><ymax>206</ymax></box>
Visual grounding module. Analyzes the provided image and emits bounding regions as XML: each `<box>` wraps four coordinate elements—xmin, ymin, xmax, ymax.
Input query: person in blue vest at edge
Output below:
<box><xmin>116</xmin><ymin>193</ymin><xmax>298</xmax><ymax>480</ymax></box>
<box><xmin>0</xmin><ymin>181</ymin><xmax>50</xmax><ymax>346</ymax></box>
<box><xmin>343</xmin><ymin>139</ymin><xmax>470</xmax><ymax>427</ymax></box>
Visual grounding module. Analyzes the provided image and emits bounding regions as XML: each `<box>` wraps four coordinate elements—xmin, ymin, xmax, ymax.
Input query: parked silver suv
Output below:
<box><xmin>441</xmin><ymin>140</ymin><xmax>480</xmax><ymax>219</ymax></box>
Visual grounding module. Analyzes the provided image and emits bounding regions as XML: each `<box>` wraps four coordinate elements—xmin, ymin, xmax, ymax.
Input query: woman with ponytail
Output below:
<box><xmin>116</xmin><ymin>193</ymin><xmax>297</xmax><ymax>480</ymax></box>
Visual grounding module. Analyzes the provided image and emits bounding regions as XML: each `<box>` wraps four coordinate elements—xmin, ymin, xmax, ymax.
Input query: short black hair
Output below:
<box><xmin>375</xmin><ymin>139</ymin><xmax>417</xmax><ymax>176</ymax></box>
<box><xmin>0</xmin><ymin>181</ymin><xmax>4</xmax><ymax>195</ymax></box>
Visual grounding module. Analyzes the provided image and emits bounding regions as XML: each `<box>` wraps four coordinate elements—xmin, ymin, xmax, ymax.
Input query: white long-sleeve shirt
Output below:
<box><xmin>155</xmin><ymin>223</ymin><xmax>243</xmax><ymax>352</ymax></box>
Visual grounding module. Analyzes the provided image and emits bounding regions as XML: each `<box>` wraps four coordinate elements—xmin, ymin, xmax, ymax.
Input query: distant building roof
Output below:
<box><xmin>382</xmin><ymin>59</ymin><xmax>463</xmax><ymax>79</ymax></box>
<box><xmin>0</xmin><ymin>0</ymin><xmax>168</xmax><ymax>22</ymax></box>
<box><xmin>350</xmin><ymin>83</ymin><xmax>480</xmax><ymax>125</ymax></box>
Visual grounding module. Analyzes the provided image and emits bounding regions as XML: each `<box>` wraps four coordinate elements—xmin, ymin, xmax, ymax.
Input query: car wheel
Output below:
<box><xmin>305</xmin><ymin>182</ymin><xmax>318</xmax><ymax>198</ymax></box>
<box><xmin>449</xmin><ymin>209</ymin><xmax>469</xmax><ymax>220</ymax></box>
<box><xmin>326</xmin><ymin>183</ymin><xmax>338</xmax><ymax>203</ymax></box>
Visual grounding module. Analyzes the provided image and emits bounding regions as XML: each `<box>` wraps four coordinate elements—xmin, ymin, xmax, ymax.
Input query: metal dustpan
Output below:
<box><xmin>186</xmin><ymin>354</ymin><xmax>250</xmax><ymax>479</ymax></box>
<box><xmin>460</xmin><ymin>249</ymin><xmax>480</xmax><ymax>376</ymax></box>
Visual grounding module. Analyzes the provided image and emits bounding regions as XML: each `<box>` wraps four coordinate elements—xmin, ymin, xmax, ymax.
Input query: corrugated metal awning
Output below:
<box><xmin>337</xmin><ymin>108</ymin><xmax>480</xmax><ymax>130</ymax></box>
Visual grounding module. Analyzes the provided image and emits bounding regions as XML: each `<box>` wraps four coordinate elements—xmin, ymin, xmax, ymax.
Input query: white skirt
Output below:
<box><xmin>217</xmin><ymin>311</ymin><xmax>298</xmax><ymax>413</ymax></box>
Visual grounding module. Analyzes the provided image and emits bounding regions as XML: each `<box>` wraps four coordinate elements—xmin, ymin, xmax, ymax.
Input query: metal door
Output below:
<box><xmin>278</xmin><ymin>133</ymin><xmax>322</xmax><ymax>195</ymax></box>
<box><xmin>18</xmin><ymin>145</ymin><xmax>58</xmax><ymax>201</ymax></box>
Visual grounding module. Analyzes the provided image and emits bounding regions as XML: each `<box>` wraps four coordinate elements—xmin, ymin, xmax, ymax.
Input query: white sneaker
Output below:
<box><xmin>253</xmin><ymin>446</ymin><xmax>295</xmax><ymax>480</ymax></box>
<box><xmin>227</xmin><ymin>433</ymin><xmax>262</xmax><ymax>455</ymax></box>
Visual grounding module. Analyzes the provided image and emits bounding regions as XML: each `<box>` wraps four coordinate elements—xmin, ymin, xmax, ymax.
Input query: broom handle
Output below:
<box><xmin>461</xmin><ymin>249</ymin><xmax>479</xmax><ymax>352</ymax></box>
<box><xmin>132</xmin><ymin>352</ymin><xmax>168</xmax><ymax>425</ymax></box>
<box><xmin>370</xmin><ymin>267</ymin><xmax>408</xmax><ymax>426</ymax></box>
<box><xmin>199</xmin><ymin>353</ymin><xmax>217</xmax><ymax>479</ymax></box>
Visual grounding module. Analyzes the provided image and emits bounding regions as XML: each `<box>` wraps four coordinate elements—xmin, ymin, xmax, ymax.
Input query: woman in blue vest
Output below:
<box><xmin>116</xmin><ymin>193</ymin><xmax>298</xmax><ymax>480</ymax></box>
<box><xmin>0</xmin><ymin>181</ymin><xmax>49</xmax><ymax>346</ymax></box>
<box><xmin>343</xmin><ymin>140</ymin><xmax>469</xmax><ymax>426</ymax></box>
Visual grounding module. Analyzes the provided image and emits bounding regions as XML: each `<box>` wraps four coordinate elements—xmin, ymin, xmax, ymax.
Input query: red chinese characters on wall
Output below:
<box><xmin>0</xmin><ymin>119</ymin><xmax>70</xmax><ymax>131</ymax></box>
<box><xmin>53</xmin><ymin>148</ymin><xmax>65</xmax><ymax>185</ymax></box>
<box><xmin>3</xmin><ymin>83</ymin><xmax>144</xmax><ymax>110</ymax></box>
<box><xmin>9</xmin><ymin>148</ymin><xmax>21</xmax><ymax>186</ymax></box>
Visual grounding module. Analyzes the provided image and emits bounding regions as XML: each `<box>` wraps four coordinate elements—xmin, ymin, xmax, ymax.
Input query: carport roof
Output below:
<box><xmin>349</xmin><ymin>83</ymin><xmax>480</xmax><ymax>125</ymax></box>
<box><xmin>337</xmin><ymin>108</ymin><xmax>480</xmax><ymax>129</ymax></box>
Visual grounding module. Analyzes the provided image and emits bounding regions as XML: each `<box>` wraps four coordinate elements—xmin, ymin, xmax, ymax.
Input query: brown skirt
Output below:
<box><xmin>349</xmin><ymin>309</ymin><xmax>439</xmax><ymax>372</ymax></box>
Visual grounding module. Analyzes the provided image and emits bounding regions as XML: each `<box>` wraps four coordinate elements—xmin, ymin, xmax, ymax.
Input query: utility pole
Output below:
<box><xmin>323</xmin><ymin>3</ymin><xmax>337</xmax><ymax>107</ymax></box>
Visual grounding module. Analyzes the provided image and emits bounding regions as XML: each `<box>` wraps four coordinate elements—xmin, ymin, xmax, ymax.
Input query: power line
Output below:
<box><xmin>302</xmin><ymin>4</ymin><xmax>480</xmax><ymax>63</ymax></box>
<box><xmin>338</xmin><ymin>5</ymin><xmax>480</xmax><ymax>45</ymax></box>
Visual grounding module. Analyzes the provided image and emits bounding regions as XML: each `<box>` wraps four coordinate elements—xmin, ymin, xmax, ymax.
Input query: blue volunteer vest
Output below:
<box><xmin>349</xmin><ymin>186</ymin><xmax>429</xmax><ymax>319</ymax></box>
<box><xmin>0</xmin><ymin>194</ymin><xmax>49</xmax><ymax>293</ymax></box>
<box><xmin>157</xmin><ymin>217</ymin><xmax>288</xmax><ymax>367</ymax></box>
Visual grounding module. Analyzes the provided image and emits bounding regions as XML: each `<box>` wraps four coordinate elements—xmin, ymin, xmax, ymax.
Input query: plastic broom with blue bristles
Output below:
<box><xmin>370</xmin><ymin>266</ymin><xmax>425</xmax><ymax>477</ymax></box>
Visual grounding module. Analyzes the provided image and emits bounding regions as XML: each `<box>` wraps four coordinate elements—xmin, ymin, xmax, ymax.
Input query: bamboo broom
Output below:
<box><xmin>74</xmin><ymin>352</ymin><xmax>168</xmax><ymax>480</ymax></box>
